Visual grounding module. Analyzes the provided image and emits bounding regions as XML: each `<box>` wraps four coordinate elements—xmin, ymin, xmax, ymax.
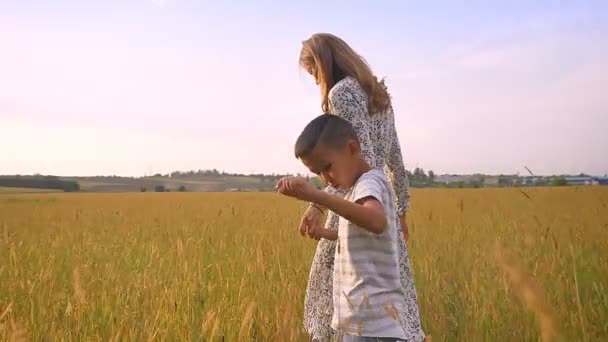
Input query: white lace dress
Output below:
<box><xmin>303</xmin><ymin>77</ymin><xmax>425</xmax><ymax>341</ymax></box>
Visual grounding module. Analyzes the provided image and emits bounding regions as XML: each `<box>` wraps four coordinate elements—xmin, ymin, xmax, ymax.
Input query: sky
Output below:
<box><xmin>1</xmin><ymin>0</ymin><xmax>607</xmax><ymax>177</ymax></box>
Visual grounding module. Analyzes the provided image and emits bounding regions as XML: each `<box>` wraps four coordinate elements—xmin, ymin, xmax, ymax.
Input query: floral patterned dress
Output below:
<box><xmin>303</xmin><ymin>77</ymin><xmax>425</xmax><ymax>341</ymax></box>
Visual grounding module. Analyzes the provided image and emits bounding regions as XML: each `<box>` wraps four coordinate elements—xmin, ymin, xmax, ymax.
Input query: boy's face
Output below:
<box><xmin>300</xmin><ymin>140</ymin><xmax>360</xmax><ymax>190</ymax></box>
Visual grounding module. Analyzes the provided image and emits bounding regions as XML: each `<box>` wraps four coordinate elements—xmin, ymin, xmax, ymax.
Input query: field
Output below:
<box><xmin>0</xmin><ymin>187</ymin><xmax>607</xmax><ymax>341</ymax></box>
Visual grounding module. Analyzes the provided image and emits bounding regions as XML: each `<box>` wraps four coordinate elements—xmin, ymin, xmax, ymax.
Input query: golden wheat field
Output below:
<box><xmin>0</xmin><ymin>187</ymin><xmax>607</xmax><ymax>341</ymax></box>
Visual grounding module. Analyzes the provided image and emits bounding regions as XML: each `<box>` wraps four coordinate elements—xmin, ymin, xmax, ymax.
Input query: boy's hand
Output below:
<box><xmin>275</xmin><ymin>177</ymin><xmax>319</xmax><ymax>202</ymax></box>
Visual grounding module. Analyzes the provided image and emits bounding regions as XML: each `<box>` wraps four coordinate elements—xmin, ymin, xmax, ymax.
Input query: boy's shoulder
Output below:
<box><xmin>354</xmin><ymin>169</ymin><xmax>389</xmax><ymax>190</ymax></box>
<box><xmin>350</xmin><ymin>169</ymin><xmax>391</xmax><ymax>203</ymax></box>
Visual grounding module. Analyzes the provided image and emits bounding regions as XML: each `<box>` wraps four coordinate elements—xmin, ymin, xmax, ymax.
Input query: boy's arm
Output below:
<box><xmin>276</xmin><ymin>176</ymin><xmax>387</xmax><ymax>235</ymax></box>
<box><xmin>310</xmin><ymin>190</ymin><xmax>387</xmax><ymax>234</ymax></box>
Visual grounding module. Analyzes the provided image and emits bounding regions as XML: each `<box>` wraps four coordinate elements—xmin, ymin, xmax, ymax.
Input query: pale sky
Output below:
<box><xmin>1</xmin><ymin>1</ymin><xmax>607</xmax><ymax>177</ymax></box>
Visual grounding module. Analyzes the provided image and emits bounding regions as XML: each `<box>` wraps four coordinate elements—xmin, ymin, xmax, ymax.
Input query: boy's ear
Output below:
<box><xmin>347</xmin><ymin>139</ymin><xmax>360</xmax><ymax>155</ymax></box>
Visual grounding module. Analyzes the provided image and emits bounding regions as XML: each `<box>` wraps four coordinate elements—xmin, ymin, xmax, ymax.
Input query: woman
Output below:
<box><xmin>298</xmin><ymin>33</ymin><xmax>424</xmax><ymax>341</ymax></box>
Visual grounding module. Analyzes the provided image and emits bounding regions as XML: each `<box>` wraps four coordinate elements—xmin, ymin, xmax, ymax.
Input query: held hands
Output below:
<box><xmin>276</xmin><ymin>177</ymin><xmax>330</xmax><ymax>241</ymax></box>
<box><xmin>299</xmin><ymin>205</ymin><xmax>324</xmax><ymax>239</ymax></box>
<box><xmin>297</xmin><ymin>205</ymin><xmax>338</xmax><ymax>241</ymax></box>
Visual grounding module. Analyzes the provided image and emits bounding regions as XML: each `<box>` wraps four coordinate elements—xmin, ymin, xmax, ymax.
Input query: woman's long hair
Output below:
<box><xmin>299</xmin><ymin>33</ymin><xmax>391</xmax><ymax>115</ymax></box>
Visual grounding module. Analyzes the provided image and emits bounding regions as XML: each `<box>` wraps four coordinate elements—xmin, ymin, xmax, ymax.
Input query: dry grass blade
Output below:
<box><xmin>3</xmin><ymin>223</ymin><xmax>8</xmax><ymax>243</ymax></box>
<box><xmin>570</xmin><ymin>245</ymin><xmax>588</xmax><ymax>342</ymax></box>
<box><xmin>73</xmin><ymin>267</ymin><xmax>87</xmax><ymax>306</ymax></box>
<box><xmin>176</xmin><ymin>238</ymin><xmax>184</xmax><ymax>258</ymax></box>
<box><xmin>9</xmin><ymin>319</ymin><xmax>27</xmax><ymax>342</ymax></box>
<box><xmin>495</xmin><ymin>243</ymin><xmax>562</xmax><ymax>342</ymax></box>
<box><xmin>201</xmin><ymin>310</ymin><xmax>216</xmax><ymax>334</ymax></box>
<box><xmin>0</xmin><ymin>302</ymin><xmax>13</xmax><ymax>322</ymax></box>
<box><xmin>238</xmin><ymin>301</ymin><xmax>256</xmax><ymax>340</ymax></box>
<box><xmin>65</xmin><ymin>301</ymin><xmax>73</xmax><ymax>318</ymax></box>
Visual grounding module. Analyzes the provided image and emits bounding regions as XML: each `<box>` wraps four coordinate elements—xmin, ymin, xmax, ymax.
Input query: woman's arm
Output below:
<box><xmin>332</xmin><ymin>80</ymin><xmax>410</xmax><ymax>216</ymax></box>
<box><xmin>316</xmin><ymin>228</ymin><xmax>338</xmax><ymax>241</ymax></box>
<box><xmin>386</xmin><ymin>120</ymin><xmax>411</xmax><ymax>216</ymax></box>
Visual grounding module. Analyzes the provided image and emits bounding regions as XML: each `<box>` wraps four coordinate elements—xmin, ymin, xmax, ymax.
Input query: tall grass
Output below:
<box><xmin>0</xmin><ymin>187</ymin><xmax>606</xmax><ymax>340</ymax></box>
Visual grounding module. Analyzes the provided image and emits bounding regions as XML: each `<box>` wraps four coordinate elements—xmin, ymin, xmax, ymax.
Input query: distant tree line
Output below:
<box><xmin>164</xmin><ymin>169</ymin><xmax>296</xmax><ymax>183</ymax></box>
<box><xmin>113</xmin><ymin>168</ymin><xmax>594</xmax><ymax>189</ymax></box>
<box><xmin>407</xmin><ymin>168</ymin><xmax>436</xmax><ymax>187</ymax></box>
<box><xmin>165</xmin><ymin>168</ymin><xmax>446</xmax><ymax>188</ymax></box>
<box><xmin>0</xmin><ymin>176</ymin><xmax>80</xmax><ymax>192</ymax></box>
<box><xmin>140</xmin><ymin>185</ymin><xmax>188</xmax><ymax>192</ymax></box>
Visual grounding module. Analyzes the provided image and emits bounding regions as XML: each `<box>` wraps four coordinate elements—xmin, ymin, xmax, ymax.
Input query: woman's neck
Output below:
<box><xmin>332</xmin><ymin>63</ymin><xmax>346</xmax><ymax>85</ymax></box>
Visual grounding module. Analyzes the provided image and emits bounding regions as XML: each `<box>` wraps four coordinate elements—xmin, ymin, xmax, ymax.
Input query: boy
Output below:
<box><xmin>276</xmin><ymin>114</ymin><xmax>407</xmax><ymax>341</ymax></box>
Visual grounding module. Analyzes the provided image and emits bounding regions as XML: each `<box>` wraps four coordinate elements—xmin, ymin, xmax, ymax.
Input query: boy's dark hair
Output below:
<box><xmin>295</xmin><ymin>114</ymin><xmax>359</xmax><ymax>158</ymax></box>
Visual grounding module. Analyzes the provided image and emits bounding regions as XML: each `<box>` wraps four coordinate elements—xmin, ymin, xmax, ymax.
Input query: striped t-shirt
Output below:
<box><xmin>331</xmin><ymin>169</ymin><xmax>407</xmax><ymax>338</ymax></box>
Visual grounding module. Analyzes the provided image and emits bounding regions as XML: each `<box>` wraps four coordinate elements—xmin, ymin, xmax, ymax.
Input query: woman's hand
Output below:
<box><xmin>299</xmin><ymin>205</ymin><xmax>324</xmax><ymax>238</ymax></box>
<box><xmin>399</xmin><ymin>215</ymin><xmax>409</xmax><ymax>242</ymax></box>
<box><xmin>276</xmin><ymin>177</ymin><xmax>326</xmax><ymax>238</ymax></box>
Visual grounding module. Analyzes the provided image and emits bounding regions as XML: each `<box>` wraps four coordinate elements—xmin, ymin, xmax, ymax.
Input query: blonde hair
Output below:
<box><xmin>299</xmin><ymin>33</ymin><xmax>391</xmax><ymax>115</ymax></box>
